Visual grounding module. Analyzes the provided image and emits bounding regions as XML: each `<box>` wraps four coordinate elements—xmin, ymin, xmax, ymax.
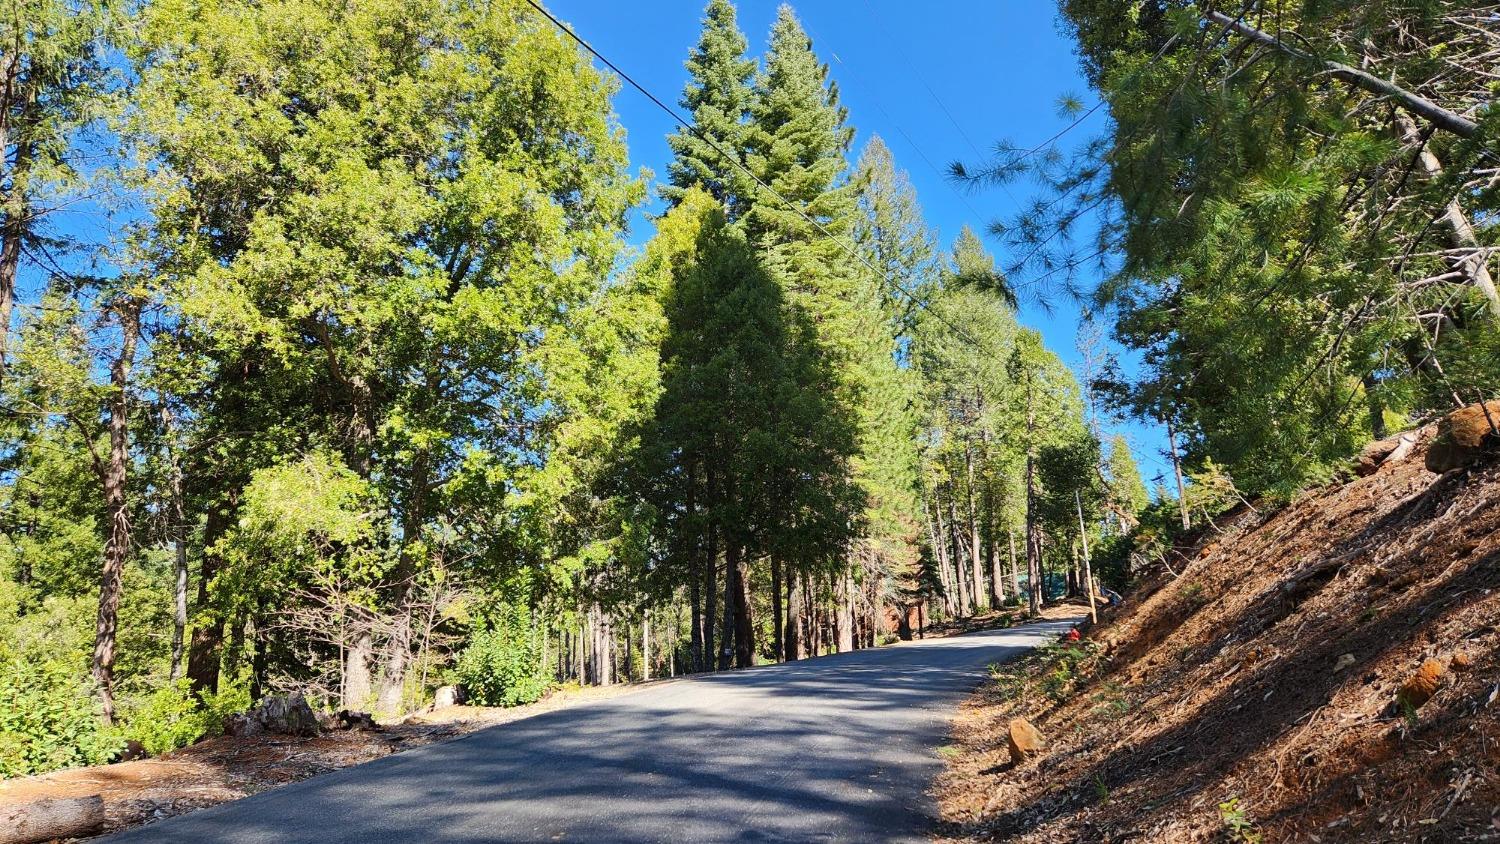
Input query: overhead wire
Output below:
<box><xmin>519</xmin><ymin>0</ymin><xmax>989</xmax><ymax>350</ymax></box>
<box><xmin>522</xmin><ymin>1</ymin><xmax>1251</xmax><ymax>459</ymax></box>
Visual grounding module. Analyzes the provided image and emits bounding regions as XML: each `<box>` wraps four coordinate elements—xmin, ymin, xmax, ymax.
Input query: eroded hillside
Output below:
<box><xmin>938</xmin><ymin>419</ymin><xmax>1500</xmax><ymax>843</ymax></box>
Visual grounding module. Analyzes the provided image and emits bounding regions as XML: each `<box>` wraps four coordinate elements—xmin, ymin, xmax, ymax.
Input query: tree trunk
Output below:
<box><xmin>929</xmin><ymin>503</ymin><xmax>954</xmax><ymax>616</ymax></box>
<box><xmin>689</xmin><ymin>572</ymin><xmax>703</xmax><ymax>673</ymax></box>
<box><xmin>91</xmin><ymin>299</ymin><xmax>140</xmax><ymax>724</ymax></box>
<box><xmin>770</xmin><ymin>558</ymin><xmax>783</xmax><ymax>662</ymax></box>
<box><xmin>732</xmin><ymin>550</ymin><xmax>752</xmax><ymax>668</ymax></box>
<box><xmin>964</xmin><ymin>441</ymin><xmax>984</xmax><ymax>613</ymax></box>
<box><xmin>0</xmin><ymin>96</ymin><xmax>36</xmax><ymax>380</ymax></box>
<box><xmin>1166</xmin><ymin>417</ymin><xmax>1191</xmax><ymax>531</ymax></box>
<box><xmin>718</xmin><ymin>546</ymin><xmax>735</xmax><ymax>671</ymax></box>
<box><xmin>642</xmin><ymin>611</ymin><xmax>651</xmax><ymax>681</ymax></box>
<box><xmin>702</xmin><ymin>542</ymin><xmax>718</xmax><ymax>673</ymax></box>
<box><xmin>1007</xmin><ymin>527</ymin><xmax>1020</xmax><ymax>596</ymax></box>
<box><xmin>1</xmin><ymin>796</ymin><xmax>105</xmax><ymax>844</ymax></box>
<box><xmin>984</xmin><ymin>484</ymin><xmax>1001</xmax><ymax>607</ymax></box>
<box><xmin>1077</xmin><ymin>492</ymin><xmax>1099</xmax><ymax>624</ymax></box>
<box><xmin>945</xmin><ymin>494</ymin><xmax>969</xmax><ymax>615</ymax></box>
<box><xmin>623</xmin><ymin>620</ymin><xmax>634</xmax><ymax>681</ymax></box>
<box><xmin>163</xmin><ymin>408</ymin><xmax>189</xmax><ymax>681</ymax></box>
<box><xmin>784</xmin><ymin>572</ymin><xmax>800</xmax><ymax>661</ymax></box>
<box><xmin>578</xmin><ymin>615</ymin><xmax>587</xmax><ymax>684</ymax></box>
<box><xmin>345</xmin><ymin>629</ymin><xmax>374</xmax><ymax>709</ymax></box>
<box><xmin>1393</xmin><ymin>110</ymin><xmax>1500</xmax><ymax>317</ymax></box>
<box><xmin>836</xmin><ymin>573</ymin><xmax>855</xmax><ymax>653</ymax></box>
<box><xmin>375</xmin><ymin>613</ymin><xmax>411</xmax><ymax>716</ymax></box>
<box><xmin>1024</xmin><ymin>377</ymin><xmax>1043</xmax><ymax>617</ymax></box>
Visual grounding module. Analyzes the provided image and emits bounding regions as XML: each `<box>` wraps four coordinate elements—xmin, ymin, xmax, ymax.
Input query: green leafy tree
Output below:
<box><xmin>130</xmin><ymin>0</ymin><xmax>640</xmax><ymax>708</ymax></box>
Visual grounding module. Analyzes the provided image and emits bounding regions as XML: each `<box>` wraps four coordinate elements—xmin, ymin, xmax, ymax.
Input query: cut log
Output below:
<box><xmin>1355</xmin><ymin>433</ymin><xmax>1417</xmax><ymax>476</ymax></box>
<box><xmin>0</xmin><ymin>796</ymin><xmax>106</xmax><ymax>844</ymax></box>
<box><xmin>1425</xmin><ymin>401</ymin><xmax>1500</xmax><ymax>473</ymax></box>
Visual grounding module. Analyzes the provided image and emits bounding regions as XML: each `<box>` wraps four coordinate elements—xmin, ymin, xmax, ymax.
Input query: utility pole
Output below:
<box><xmin>1076</xmin><ymin>491</ymin><xmax>1098</xmax><ymax>625</ymax></box>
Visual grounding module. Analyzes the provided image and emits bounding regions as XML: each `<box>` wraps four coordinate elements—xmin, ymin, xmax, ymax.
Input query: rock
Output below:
<box><xmin>0</xmin><ymin>796</ymin><xmax>106</xmax><ymax>844</ymax></box>
<box><xmin>223</xmin><ymin>712</ymin><xmax>263</xmax><ymax>737</ymax></box>
<box><xmin>116</xmin><ymin>739</ymin><xmax>149</xmax><ymax>762</ymax></box>
<box><xmin>1425</xmin><ymin>401</ymin><xmax>1500</xmax><ymax>473</ymax></box>
<box><xmin>434</xmin><ymin>685</ymin><xmax>466</xmax><ymax>708</ymax></box>
<box><xmin>1450</xmin><ymin>652</ymin><xmax>1475</xmax><ymax>672</ymax></box>
<box><xmin>225</xmin><ymin>693</ymin><xmax>321</xmax><ymax>737</ymax></box>
<box><xmin>1396</xmin><ymin>658</ymin><xmax>1447</xmax><ymax>710</ymax></box>
<box><xmin>338</xmin><ymin>710</ymin><xmax>379</xmax><ymax>730</ymax></box>
<box><xmin>1006</xmin><ymin>717</ymin><xmax>1045</xmax><ymax>765</ymax></box>
<box><xmin>1355</xmin><ymin>438</ymin><xmax>1400</xmax><ymax>476</ymax></box>
<box><xmin>1334</xmin><ymin>653</ymin><xmax>1356</xmax><ymax>672</ymax></box>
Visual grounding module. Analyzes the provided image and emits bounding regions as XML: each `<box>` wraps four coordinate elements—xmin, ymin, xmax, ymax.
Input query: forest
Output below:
<box><xmin>2</xmin><ymin>0</ymin><xmax>1496</xmax><ymax>782</ymax></box>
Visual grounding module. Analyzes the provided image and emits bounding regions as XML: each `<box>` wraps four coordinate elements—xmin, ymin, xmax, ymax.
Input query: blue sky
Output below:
<box><xmin>543</xmin><ymin>0</ymin><xmax>1175</xmax><ymax>484</ymax></box>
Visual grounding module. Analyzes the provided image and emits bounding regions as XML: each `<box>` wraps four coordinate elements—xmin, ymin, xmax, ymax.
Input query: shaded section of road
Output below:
<box><xmin>106</xmin><ymin>618</ymin><xmax>1077</xmax><ymax>844</ymax></box>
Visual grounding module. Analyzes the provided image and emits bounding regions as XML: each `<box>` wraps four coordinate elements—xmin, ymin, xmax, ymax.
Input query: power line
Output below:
<box><xmin>792</xmin><ymin>16</ymin><xmax>995</xmax><ymax>236</ymax></box>
<box><xmin>860</xmin><ymin>0</ymin><xmax>1025</xmax><ymax>213</ymax></box>
<box><xmin>520</xmin><ymin>0</ymin><xmax>988</xmax><ymax>350</ymax></box>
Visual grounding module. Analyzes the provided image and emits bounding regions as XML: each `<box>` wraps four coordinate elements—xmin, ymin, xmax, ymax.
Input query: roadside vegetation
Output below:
<box><xmin>1</xmin><ymin>0</ymin><xmax>1128</xmax><ymax>779</ymax></box>
<box><xmin>2</xmin><ymin>4</ymin><xmax>1497</xmax><ymax>843</ymax></box>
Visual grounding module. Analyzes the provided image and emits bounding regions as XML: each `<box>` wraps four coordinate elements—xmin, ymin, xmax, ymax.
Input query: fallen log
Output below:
<box><xmin>0</xmin><ymin>795</ymin><xmax>106</xmax><ymax>844</ymax></box>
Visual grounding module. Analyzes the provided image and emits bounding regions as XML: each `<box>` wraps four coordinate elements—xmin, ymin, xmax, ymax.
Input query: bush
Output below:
<box><xmin>0</xmin><ymin>659</ymin><xmax>123</xmax><ymax>777</ymax></box>
<box><xmin>126</xmin><ymin>679</ymin><xmax>208</xmax><ymax>756</ymax></box>
<box><xmin>455</xmin><ymin>606</ymin><xmax>551</xmax><ymax>707</ymax></box>
<box><xmin>122</xmin><ymin>678</ymin><xmax>248</xmax><ymax>756</ymax></box>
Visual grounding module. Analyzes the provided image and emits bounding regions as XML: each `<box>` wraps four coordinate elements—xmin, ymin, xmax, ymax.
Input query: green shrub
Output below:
<box><xmin>127</xmin><ymin>679</ymin><xmax>209</xmax><ymax>756</ymax></box>
<box><xmin>1218</xmin><ymin>797</ymin><xmax>1262</xmax><ymax>843</ymax></box>
<box><xmin>455</xmin><ymin>606</ymin><xmax>551</xmax><ymax>707</ymax></box>
<box><xmin>0</xmin><ymin>659</ymin><xmax>123</xmax><ymax>778</ymax></box>
<box><xmin>122</xmin><ymin>678</ymin><xmax>247</xmax><ymax>756</ymax></box>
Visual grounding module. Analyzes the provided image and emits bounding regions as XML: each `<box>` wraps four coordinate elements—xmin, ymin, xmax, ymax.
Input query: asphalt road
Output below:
<box><xmin>105</xmin><ymin>617</ymin><xmax>1077</xmax><ymax>844</ymax></box>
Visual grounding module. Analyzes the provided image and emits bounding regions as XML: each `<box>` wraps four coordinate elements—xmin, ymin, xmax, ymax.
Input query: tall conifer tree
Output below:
<box><xmin>662</xmin><ymin>0</ymin><xmax>757</xmax><ymax>219</ymax></box>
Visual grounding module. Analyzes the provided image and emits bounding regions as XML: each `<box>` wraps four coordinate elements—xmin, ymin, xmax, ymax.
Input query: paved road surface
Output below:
<box><xmin>106</xmin><ymin>618</ymin><xmax>1077</xmax><ymax>844</ymax></box>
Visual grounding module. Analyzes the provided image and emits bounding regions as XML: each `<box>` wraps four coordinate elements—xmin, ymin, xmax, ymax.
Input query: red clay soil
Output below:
<box><xmin>936</xmin><ymin>422</ymin><xmax>1500</xmax><ymax>843</ymax></box>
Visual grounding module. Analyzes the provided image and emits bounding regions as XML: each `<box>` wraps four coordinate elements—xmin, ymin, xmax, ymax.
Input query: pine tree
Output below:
<box><xmin>848</xmin><ymin>136</ymin><xmax>938</xmax><ymax>628</ymax></box>
<box><xmin>853</xmin><ymin>136</ymin><xmax>939</xmax><ymax>338</ymax></box>
<box><xmin>741</xmin><ymin>4</ymin><xmax>866</xmax><ymax>658</ymax></box>
<box><xmin>662</xmin><ymin>0</ymin><xmax>757</xmax><ymax>218</ymax></box>
<box><xmin>746</xmin><ymin>3</ymin><xmax>858</xmax><ymax>320</ymax></box>
<box><xmin>1104</xmin><ymin>434</ymin><xmax>1148</xmax><ymax>532</ymax></box>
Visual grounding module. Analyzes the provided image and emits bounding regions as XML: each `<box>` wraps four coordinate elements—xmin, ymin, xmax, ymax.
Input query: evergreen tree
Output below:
<box><xmin>742</xmin><ymin>4</ymin><xmax>866</xmax><ymax>658</ymax></box>
<box><xmin>846</xmin><ymin>136</ymin><xmax>935</xmax><ymax>634</ymax></box>
<box><xmin>662</xmin><ymin>0</ymin><xmax>757</xmax><ymax>219</ymax></box>
<box><xmin>852</xmin><ymin>136</ymin><xmax>940</xmax><ymax>338</ymax></box>
<box><xmin>130</xmin><ymin>0</ymin><xmax>640</xmax><ymax>706</ymax></box>
<box><xmin>746</xmin><ymin>3</ymin><xmax>859</xmax><ymax>325</ymax></box>
<box><xmin>1104</xmin><ymin>434</ymin><xmax>1149</xmax><ymax>531</ymax></box>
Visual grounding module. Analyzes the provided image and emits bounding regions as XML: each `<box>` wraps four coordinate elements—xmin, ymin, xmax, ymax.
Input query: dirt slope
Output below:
<box><xmin>937</xmin><ymin>421</ymin><xmax>1500</xmax><ymax>843</ymax></box>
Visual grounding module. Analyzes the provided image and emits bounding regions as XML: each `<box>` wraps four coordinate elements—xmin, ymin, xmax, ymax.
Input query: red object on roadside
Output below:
<box><xmin>1063</xmin><ymin>628</ymin><xmax>1081</xmax><ymax>642</ymax></box>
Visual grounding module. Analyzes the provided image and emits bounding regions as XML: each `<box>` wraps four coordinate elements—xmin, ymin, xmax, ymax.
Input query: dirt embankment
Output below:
<box><xmin>937</xmin><ymin>418</ymin><xmax>1500</xmax><ymax>843</ymax></box>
